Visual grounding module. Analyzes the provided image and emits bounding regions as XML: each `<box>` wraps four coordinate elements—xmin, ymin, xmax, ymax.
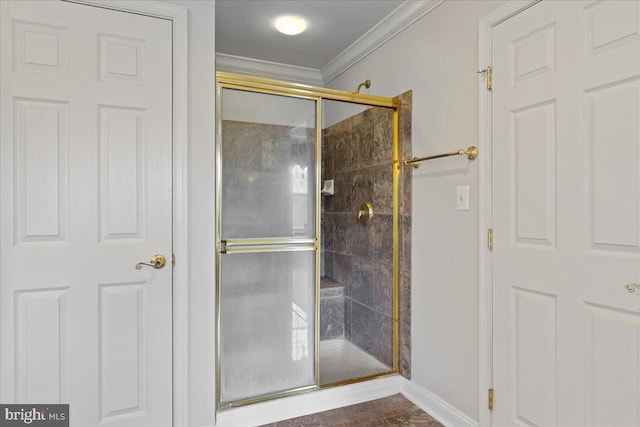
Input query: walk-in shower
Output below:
<box><xmin>215</xmin><ymin>72</ymin><xmax>411</xmax><ymax>410</ymax></box>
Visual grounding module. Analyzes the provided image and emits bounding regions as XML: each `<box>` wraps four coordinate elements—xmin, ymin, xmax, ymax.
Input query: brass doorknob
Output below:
<box><xmin>135</xmin><ymin>254</ymin><xmax>167</xmax><ymax>270</ymax></box>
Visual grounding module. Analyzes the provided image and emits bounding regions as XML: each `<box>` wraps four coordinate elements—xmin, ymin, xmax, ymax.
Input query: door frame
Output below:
<box><xmin>477</xmin><ymin>1</ymin><xmax>541</xmax><ymax>425</ymax></box>
<box><xmin>64</xmin><ymin>1</ymin><xmax>189</xmax><ymax>425</ymax></box>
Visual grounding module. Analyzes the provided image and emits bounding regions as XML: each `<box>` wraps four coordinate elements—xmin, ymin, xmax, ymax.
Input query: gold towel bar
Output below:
<box><xmin>404</xmin><ymin>146</ymin><xmax>478</xmax><ymax>169</ymax></box>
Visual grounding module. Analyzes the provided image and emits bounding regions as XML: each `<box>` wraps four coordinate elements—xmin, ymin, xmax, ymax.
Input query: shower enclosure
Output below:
<box><xmin>216</xmin><ymin>72</ymin><xmax>408</xmax><ymax>410</ymax></box>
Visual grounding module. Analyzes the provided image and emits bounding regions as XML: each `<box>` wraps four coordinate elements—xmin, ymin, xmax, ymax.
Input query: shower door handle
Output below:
<box><xmin>219</xmin><ymin>238</ymin><xmax>318</xmax><ymax>254</ymax></box>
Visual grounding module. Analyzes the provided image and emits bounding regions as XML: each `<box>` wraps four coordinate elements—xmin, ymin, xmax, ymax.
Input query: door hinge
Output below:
<box><xmin>172</xmin><ymin>253</ymin><xmax>175</xmax><ymax>267</ymax></box>
<box><xmin>478</xmin><ymin>66</ymin><xmax>492</xmax><ymax>90</ymax></box>
<box><xmin>488</xmin><ymin>388</ymin><xmax>495</xmax><ymax>410</ymax></box>
<box><xmin>488</xmin><ymin>228</ymin><xmax>494</xmax><ymax>251</ymax></box>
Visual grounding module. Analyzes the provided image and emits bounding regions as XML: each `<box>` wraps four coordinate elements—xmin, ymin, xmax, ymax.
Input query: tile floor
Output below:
<box><xmin>260</xmin><ymin>394</ymin><xmax>443</xmax><ymax>426</ymax></box>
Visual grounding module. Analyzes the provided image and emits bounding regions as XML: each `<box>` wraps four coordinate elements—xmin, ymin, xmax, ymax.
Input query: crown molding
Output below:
<box><xmin>215</xmin><ymin>53</ymin><xmax>324</xmax><ymax>86</ymax></box>
<box><xmin>216</xmin><ymin>0</ymin><xmax>444</xmax><ymax>86</ymax></box>
<box><xmin>321</xmin><ymin>0</ymin><xmax>445</xmax><ymax>83</ymax></box>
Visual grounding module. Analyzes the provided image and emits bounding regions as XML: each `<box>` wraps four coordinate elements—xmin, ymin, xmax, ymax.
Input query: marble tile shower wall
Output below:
<box><xmin>322</xmin><ymin>92</ymin><xmax>412</xmax><ymax>378</ymax></box>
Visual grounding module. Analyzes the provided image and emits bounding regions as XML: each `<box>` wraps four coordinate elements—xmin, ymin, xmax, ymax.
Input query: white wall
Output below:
<box><xmin>222</xmin><ymin>89</ymin><xmax>316</xmax><ymax>127</ymax></box>
<box><xmin>221</xmin><ymin>85</ymin><xmax>371</xmax><ymax>129</ymax></box>
<box><xmin>326</xmin><ymin>0</ymin><xmax>505</xmax><ymax>420</ymax></box>
<box><xmin>322</xmin><ymin>100</ymin><xmax>367</xmax><ymax>128</ymax></box>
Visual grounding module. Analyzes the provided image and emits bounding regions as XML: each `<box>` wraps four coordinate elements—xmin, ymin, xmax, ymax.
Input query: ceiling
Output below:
<box><xmin>215</xmin><ymin>0</ymin><xmax>405</xmax><ymax>70</ymax></box>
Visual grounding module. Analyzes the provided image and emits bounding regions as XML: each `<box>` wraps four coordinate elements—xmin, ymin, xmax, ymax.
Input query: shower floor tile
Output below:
<box><xmin>260</xmin><ymin>393</ymin><xmax>443</xmax><ymax>427</ymax></box>
<box><xmin>319</xmin><ymin>338</ymin><xmax>390</xmax><ymax>385</ymax></box>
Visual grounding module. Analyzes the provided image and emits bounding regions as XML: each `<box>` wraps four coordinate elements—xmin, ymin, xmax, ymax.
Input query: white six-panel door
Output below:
<box><xmin>491</xmin><ymin>1</ymin><xmax>640</xmax><ymax>425</ymax></box>
<box><xmin>0</xmin><ymin>1</ymin><xmax>173</xmax><ymax>425</ymax></box>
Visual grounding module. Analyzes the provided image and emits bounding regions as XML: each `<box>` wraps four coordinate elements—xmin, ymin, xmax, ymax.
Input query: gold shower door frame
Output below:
<box><xmin>215</xmin><ymin>72</ymin><xmax>402</xmax><ymax>410</ymax></box>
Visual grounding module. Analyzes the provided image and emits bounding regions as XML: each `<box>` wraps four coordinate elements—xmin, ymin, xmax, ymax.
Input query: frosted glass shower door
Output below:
<box><xmin>217</xmin><ymin>88</ymin><xmax>319</xmax><ymax>407</ymax></box>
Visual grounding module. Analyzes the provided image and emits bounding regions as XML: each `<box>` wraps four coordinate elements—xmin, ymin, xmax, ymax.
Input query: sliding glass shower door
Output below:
<box><xmin>217</xmin><ymin>87</ymin><xmax>320</xmax><ymax>408</ymax></box>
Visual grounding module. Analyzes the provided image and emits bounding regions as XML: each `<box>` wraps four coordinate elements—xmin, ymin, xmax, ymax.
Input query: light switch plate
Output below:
<box><xmin>456</xmin><ymin>185</ymin><xmax>470</xmax><ymax>211</ymax></box>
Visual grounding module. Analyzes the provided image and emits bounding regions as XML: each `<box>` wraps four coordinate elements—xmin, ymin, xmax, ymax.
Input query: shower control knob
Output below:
<box><xmin>358</xmin><ymin>202</ymin><xmax>374</xmax><ymax>224</ymax></box>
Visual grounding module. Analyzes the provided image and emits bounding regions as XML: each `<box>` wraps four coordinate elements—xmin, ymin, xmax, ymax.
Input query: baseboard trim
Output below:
<box><xmin>401</xmin><ymin>379</ymin><xmax>478</xmax><ymax>427</ymax></box>
<box><xmin>215</xmin><ymin>376</ymin><xmax>402</xmax><ymax>426</ymax></box>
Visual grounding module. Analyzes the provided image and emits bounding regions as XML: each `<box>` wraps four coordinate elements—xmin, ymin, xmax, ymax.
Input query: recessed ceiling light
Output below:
<box><xmin>275</xmin><ymin>15</ymin><xmax>307</xmax><ymax>35</ymax></box>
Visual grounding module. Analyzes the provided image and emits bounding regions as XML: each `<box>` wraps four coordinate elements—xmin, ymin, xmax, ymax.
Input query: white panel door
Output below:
<box><xmin>491</xmin><ymin>1</ymin><xmax>640</xmax><ymax>425</ymax></box>
<box><xmin>0</xmin><ymin>1</ymin><xmax>173</xmax><ymax>426</ymax></box>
